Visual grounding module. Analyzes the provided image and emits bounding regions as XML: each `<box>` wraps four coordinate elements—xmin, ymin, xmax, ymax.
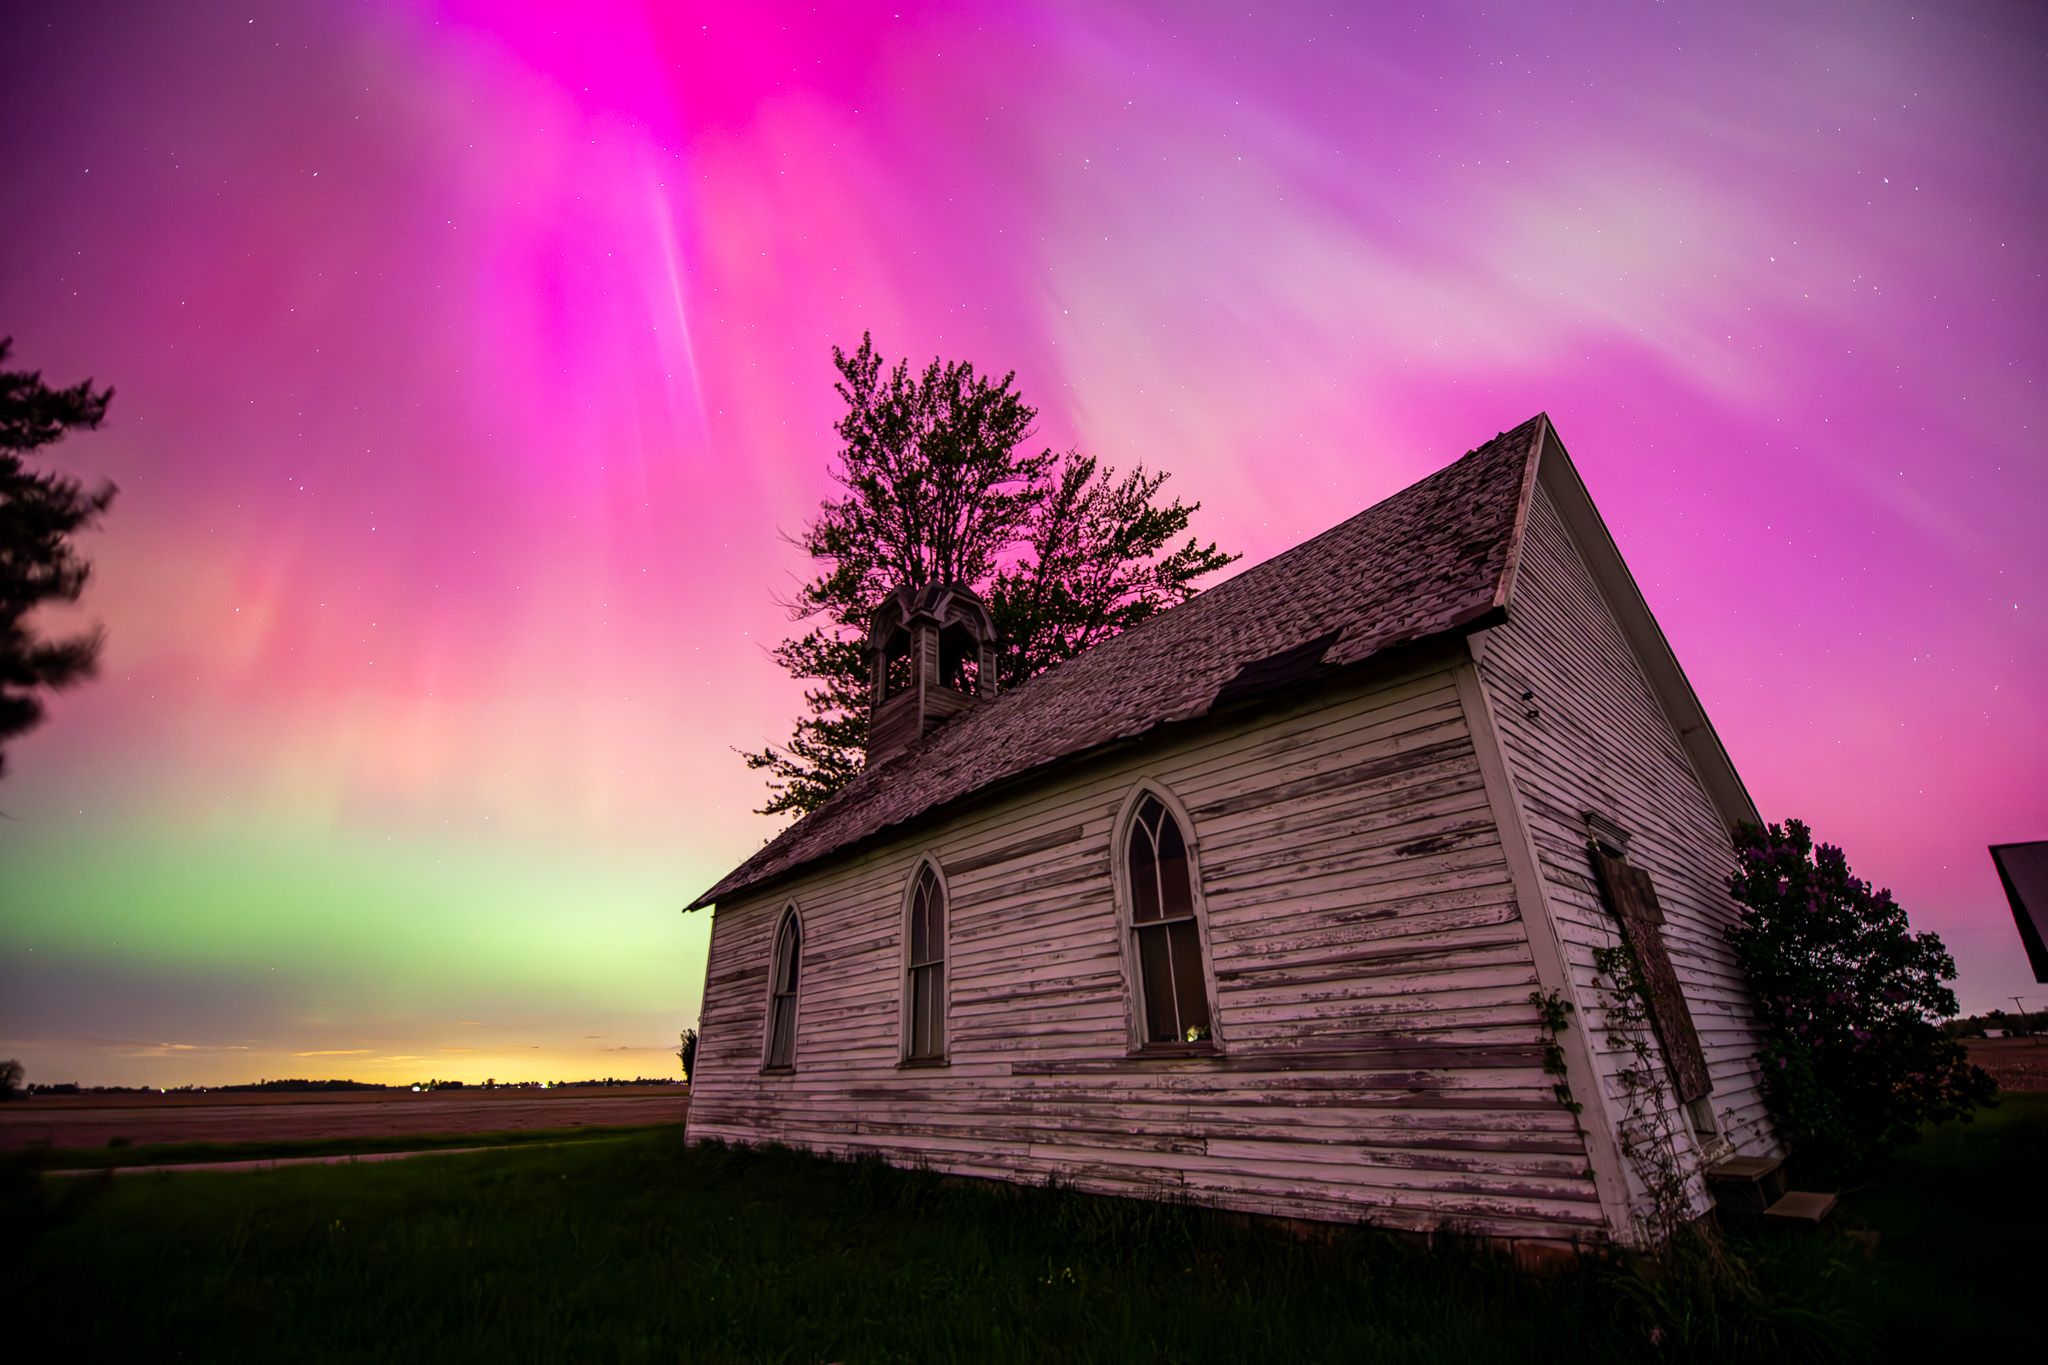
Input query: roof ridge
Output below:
<box><xmin>850</xmin><ymin>414</ymin><xmax>1548</xmax><ymax>780</ymax></box>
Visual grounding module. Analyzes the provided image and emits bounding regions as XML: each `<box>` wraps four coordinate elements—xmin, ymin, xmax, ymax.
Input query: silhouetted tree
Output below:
<box><xmin>0</xmin><ymin>1058</ymin><xmax>23</xmax><ymax>1100</ymax></box>
<box><xmin>743</xmin><ymin>334</ymin><xmax>1236</xmax><ymax>816</ymax></box>
<box><xmin>1727</xmin><ymin>819</ymin><xmax>1995</xmax><ymax>1175</ymax></box>
<box><xmin>678</xmin><ymin>1028</ymin><xmax>698</xmax><ymax>1081</ymax></box>
<box><xmin>2</xmin><ymin>338</ymin><xmax>116</xmax><ymax>779</ymax></box>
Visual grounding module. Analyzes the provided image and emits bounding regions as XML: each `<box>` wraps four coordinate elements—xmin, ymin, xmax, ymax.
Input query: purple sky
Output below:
<box><xmin>1</xmin><ymin>0</ymin><xmax>2044</xmax><ymax>1085</ymax></box>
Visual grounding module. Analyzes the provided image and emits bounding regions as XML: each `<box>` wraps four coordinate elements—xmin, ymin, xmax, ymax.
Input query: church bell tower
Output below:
<box><xmin>864</xmin><ymin>582</ymin><xmax>998</xmax><ymax>767</ymax></box>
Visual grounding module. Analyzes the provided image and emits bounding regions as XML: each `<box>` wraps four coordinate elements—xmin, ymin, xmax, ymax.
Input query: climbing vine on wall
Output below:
<box><xmin>1529</xmin><ymin>988</ymin><xmax>1582</xmax><ymax>1120</ymax></box>
<box><xmin>1592</xmin><ymin>943</ymin><xmax>1693</xmax><ymax>1244</ymax></box>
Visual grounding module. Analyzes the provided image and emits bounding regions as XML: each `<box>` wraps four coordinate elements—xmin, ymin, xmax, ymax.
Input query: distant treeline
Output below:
<box><xmin>409</xmin><ymin>1077</ymin><xmax>686</xmax><ymax>1092</ymax></box>
<box><xmin>26</xmin><ymin>1079</ymin><xmax>391</xmax><ymax>1096</ymax></box>
<box><xmin>22</xmin><ymin>1076</ymin><xmax>688</xmax><ymax>1095</ymax></box>
<box><xmin>1946</xmin><ymin>1009</ymin><xmax>2047</xmax><ymax>1038</ymax></box>
<box><xmin>222</xmin><ymin>1078</ymin><xmax>389</xmax><ymax>1092</ymax></box>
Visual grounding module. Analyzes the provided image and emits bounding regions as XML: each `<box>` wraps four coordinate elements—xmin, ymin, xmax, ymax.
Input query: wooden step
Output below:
<box><xmin>1705</xmin><ymin>1155</ymin><xmax>1789</xmax><ymax>1218</ymax></box>
<box><xmin>1762</xmin><ymin>1190</ymin><xmax>1837</xmax><ymax>1226</ymax></box>
<box><xmin>1705</xmin><ymin>1155</ymin><xmax>1782</xmax><ymax>1183</ymax></box>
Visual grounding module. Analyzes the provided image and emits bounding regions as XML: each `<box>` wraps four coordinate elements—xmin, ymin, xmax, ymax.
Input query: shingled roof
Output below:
<box><xmin>688</xmin><ymin>414</ymin><xmax>1549</xmax><ymax>910</ymax></box>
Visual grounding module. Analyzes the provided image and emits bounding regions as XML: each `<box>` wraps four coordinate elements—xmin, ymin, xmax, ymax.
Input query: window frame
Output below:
<box><xmin>761</xmin><ymin>903</ymin><xmax>803</xmax><ymax>1073</ymax></box>
<box><xmin>1112</xmin><ymin>780</ymin><xmax>1223</xmax><ymax>1057</ymax></box>
<box><xmin>898</xmin><ymin>855</ymin><xmax>952</xmax><ymax>1066</ymax></box>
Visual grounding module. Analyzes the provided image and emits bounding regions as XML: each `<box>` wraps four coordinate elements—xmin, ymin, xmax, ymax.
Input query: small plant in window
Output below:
<box><xmin>1126</xmin><ymin>794</ymin><xmax>1214</xmax><ymax>1047</ymax></box>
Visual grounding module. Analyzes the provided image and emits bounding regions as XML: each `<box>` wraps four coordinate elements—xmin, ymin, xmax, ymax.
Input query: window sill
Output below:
<box><xmin>897</xmin><ymin>1056</ymin><xmax>950</xmax><ymax>1070</ymax></box>
<box><xmin>1127</xmin><ymin>1042</ymin><xmax>1220</xmax><ymax>1061</ymax></box>
<box><xmin>760</xmin><ymin>1065</ymin><xmax>794</xmax><ymax>1076</ymax></box>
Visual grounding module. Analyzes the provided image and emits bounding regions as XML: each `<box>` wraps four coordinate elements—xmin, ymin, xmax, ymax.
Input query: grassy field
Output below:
<box><xmin>0</xmin><ymin>1084</ymin><xmax>686</xmax><ymax>1151</ymax></box>
<box><xmin>27</xmin><ymin>1123</ymin><xmax>677</xmax><ymax>1171</ymax></box>
<box><xmin>8</xmin><ymin>1095</ymin><xmax>2038</xmax><ymax>1363</ymax></box>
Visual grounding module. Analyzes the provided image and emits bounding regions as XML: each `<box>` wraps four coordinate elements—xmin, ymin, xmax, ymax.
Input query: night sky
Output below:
<box><xmin>2</xmin><ymin>1</ymin><xmax>2043</xmax><ymax>1086</ymax></box>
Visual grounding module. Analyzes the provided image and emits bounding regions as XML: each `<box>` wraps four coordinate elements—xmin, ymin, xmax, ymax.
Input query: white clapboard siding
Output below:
<box><xmin>689</xmin><ymin>653</ymin><xmax>1607</xmax><ymax>1243</ymax></box>
<box><xmin>1473</xmin><ymin>479</ymin><xmax>1783</xmax><ymax>1224</ymax></box>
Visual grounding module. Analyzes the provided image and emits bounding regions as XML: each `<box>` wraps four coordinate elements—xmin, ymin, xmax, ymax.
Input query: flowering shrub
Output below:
<box><xmin>1727</xmin><ymin>819</ymin><xmax>1994</xmax><ymax>1175</ymax></box>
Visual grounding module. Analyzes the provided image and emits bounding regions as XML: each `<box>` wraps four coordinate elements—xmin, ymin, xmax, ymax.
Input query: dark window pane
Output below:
<box><xmin>927</xmin><ymin>965</ymin><xmax>939</xmax><ymax>1057</ymax></box>
<box><xmin>907</xmin><ymin>867</ymin><xmax>947</xmax><ymax>1059</ymax></box>
<box><xmin>1168</xmin><ymin>919</ymin><xmax>1211</xmax><ymax>1041</ymax></box>
<box><xmin>908</xmin><ymin>962</ymin><xmax>946</xmax><ymax>1059</ymax></box>
<box><xmin>1129</xmin><ymin>824</ymin><xmax>1162</xmax><ymax>923</ymax></box>
<box><xmin>1137</xmin><ymin>924</ymin><xmax>1178</xmax><ymax>1042</ymax></box>
<box><xmin>908</xmin><ymin>964</ymin><xmax>925</xmax><ymax>1058</ymax></box>
<box><xmin>915</xmin><ymin>981</ymin><xmax>927</xmax><ymax>1059</ymax></box>
<box><xmin>769</xmin><ymin>913</ymin><xmax>801</xmax><ymax>1066</ymax></box>
<box><xmin>769</xmin><ymin>996</ymin><xmax>796</xmax><ymax>1067</ymax></box>
<box><xmin>773</xmin><ymin>918</ymin><xmax>800</xmax><ymax>994</ymax></box>
<box><xmin>924</xmin><ymin>967</ymin><xmax>939</xmax><ymax>1057</ymax></box>
<box><xmin>778</xmin><ymin>916</ymin><xmax>802</xmax><ymax>994</ymax></box>
<box><xmin>907</xmin><ymin>967</ymin><xmax>921</xmax><ymax>1057</ymax></box>
<box><xmin>910</xmin><ymin>883</ymin><xmax>930</xmax><ymax>963</ymax></box>
<box><xmin>911</xmin><ymin>976</ymin><xmax>921</xmax><ymax>1056</ymax></box>
<box><xmin>1156</xmin><ymin>813</ymin><xmax>1193</xmax><ymax>920</ymax></box>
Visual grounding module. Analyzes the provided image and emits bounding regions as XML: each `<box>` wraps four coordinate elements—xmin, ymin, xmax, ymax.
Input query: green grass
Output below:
<box><xmin>1817</xmin><ymin>1089</ymin><xmax>2045</xmax><ymax>1357</ymax></box>
<box><xmin>7</xmin><ymin>1097</ymin><xmax>2040</xmax><ymax>1363</ymax></box>
<box><xmin>28</xmin><ymin>1123</ymin><xmax>673</xmax><ymax>1171</ymax></box>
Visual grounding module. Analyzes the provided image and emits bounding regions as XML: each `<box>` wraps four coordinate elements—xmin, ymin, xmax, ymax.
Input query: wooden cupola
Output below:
<box><xmin>865</xmin><ymin>582</ymin><xmax>998</xmax><ymax>767</ymax></box>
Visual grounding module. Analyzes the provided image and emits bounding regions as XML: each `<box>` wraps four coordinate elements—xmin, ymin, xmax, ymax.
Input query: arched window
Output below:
<box><xmin>904</xmin><ymin>863</ymin><xmax>948</xmax><ymax>1061</ymax></box>
<box><xmin>1123</xmin><ymin>791</ymin><xmax>1215</xmax><ymax>1046</ymax></box>
<box><xmin>764</xmin><ymin>907</ymin><xmax>801</xmax><ymax>1069</ymax></box>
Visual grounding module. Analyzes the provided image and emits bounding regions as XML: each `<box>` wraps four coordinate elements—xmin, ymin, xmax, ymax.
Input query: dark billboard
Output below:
<box><xmin>1991</xmin><ymin>841</ymin><xmax>2048</xmax><ymax>984</ymax></box>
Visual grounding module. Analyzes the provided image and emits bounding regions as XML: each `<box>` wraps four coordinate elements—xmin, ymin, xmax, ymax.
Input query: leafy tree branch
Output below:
<box><xmin>743</xmin><ymin>334</ymin><xmax>1236</xmax><ymax>817</ymax></box>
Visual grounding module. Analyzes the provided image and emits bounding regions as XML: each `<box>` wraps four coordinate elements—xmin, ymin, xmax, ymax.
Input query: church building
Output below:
<box><xmin>684</xmin><ymin>415</ymin><xmax>1783</xmax><ymax>1246</ymax></box>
